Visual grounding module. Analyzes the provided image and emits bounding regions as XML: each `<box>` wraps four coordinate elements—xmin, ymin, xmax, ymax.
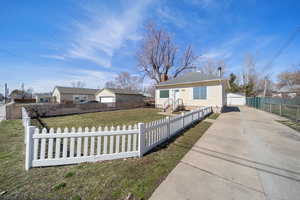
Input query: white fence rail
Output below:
<box><xmin>24</xmin><ymin>106</ymin><xmax>212</xmax><ymax>170</ymax></box>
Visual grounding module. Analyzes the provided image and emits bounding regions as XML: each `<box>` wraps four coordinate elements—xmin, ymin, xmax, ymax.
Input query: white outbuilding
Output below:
<box><xmin>226</xmin><ymin>93</ymin><xmax>246</xmax><ymax>106</ymax></box>
<box><xmin>95</xmin><ymin>88</ymin><xmax>144</xmax><ymax>107</ymax></box>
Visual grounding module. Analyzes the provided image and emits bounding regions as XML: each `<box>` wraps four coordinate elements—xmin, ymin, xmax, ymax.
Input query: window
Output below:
<box><xmin>73</xmin><ymin>95</ymin><xmax>88</xmax><ymax>103</ymax></box>
<box><xmin>193</xmin><ymin>86</ymin><xmax>207</xmax><ymax>99</ymax></box>
<box><xmin>160</xmin><ymin>90</ymin><xmax>169</xmax><ymax>98</ymax></box>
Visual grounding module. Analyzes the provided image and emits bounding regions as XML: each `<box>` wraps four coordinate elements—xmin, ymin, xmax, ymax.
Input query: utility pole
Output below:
<box><xmin>4</xmin><ymin>83</ymin><xmax>8</xmax><ymax>104</ymax></box>
<box><xmin>263</xmin><ymin>77</ymin><xmax>268</xmax><ymax>97</ymax></box>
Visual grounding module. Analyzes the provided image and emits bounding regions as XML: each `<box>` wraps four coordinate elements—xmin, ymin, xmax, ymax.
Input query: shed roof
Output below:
<box><xmin>96</xmin><ymin>88</ymin><xmax>143</xmax><ymax>95</ymax></box>
<box><xmin>54</xmin><ymin>86</ymin><xmax>98</xmax><ymax>95</ymax></box>
<box><xmin>157</xmin><ymin>72</ymin><xmax>222</xmax><ymax>86</ymax></box>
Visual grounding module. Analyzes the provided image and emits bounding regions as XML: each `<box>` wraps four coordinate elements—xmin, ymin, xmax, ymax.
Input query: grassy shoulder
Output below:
<box><xmin>0</xmin><ymin>109</ymin><xmax>212</xmax><ymax>200</ymax></box>
<box><xmin>277</xmin><ymin>120</ymin><xmax>300</xmax><ymax>132</ymax></box>
<box><xmin>208</xmin><ymin>113</ymin><xmax>220</xmax><ymax>120</ymax></box>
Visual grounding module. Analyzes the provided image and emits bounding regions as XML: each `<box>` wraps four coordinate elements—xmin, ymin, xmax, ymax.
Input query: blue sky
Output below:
<box><xmin>0</xmin><ymin>0</ymin><xmax>300</xmax><ymax>93</ymax></box>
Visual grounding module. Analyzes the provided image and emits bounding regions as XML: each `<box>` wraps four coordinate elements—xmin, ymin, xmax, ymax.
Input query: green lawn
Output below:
<box><xmin>277</xmin><ymin>120</ymin><xmax>300</xmax><ymax>132</ymax></box>
<box><xmin>33</xmin><ymin>108</ymin><xmax>164</xmax><ymax>129</ymax></box>
<box><xmin>208</xmin><ymin>113</ymin><xmax>220</xmax><ymax>120</ymax></box>
<box><xmin>261</xmin><ymin>104</ymin><xmax>298</xmax><ymax>121</ymax></box>
<box><xmin>0</xmin><ymin>108</ymin><xmax>212</xmax><ymax>200</ymax></box>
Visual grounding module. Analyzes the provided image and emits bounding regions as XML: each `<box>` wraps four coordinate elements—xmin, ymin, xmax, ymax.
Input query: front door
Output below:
<box><xmin>174</xmin><ymin>89</ymin><xmax>180</xmax><ymax>102</ymax></box>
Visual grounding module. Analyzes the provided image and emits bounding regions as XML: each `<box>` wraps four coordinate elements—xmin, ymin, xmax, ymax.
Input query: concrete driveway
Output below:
<box><xmin>150</xmin><ymin>106</ymin><xmax>300</xmax><ymax>200</ymax></box>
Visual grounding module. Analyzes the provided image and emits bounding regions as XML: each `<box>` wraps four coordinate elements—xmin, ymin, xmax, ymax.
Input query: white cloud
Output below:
<box><xmin>156</xmin><ymin>7</ymin><xmax>187</xmax><ymax>28</ymax></box>
<box><xmin>186</xmin><ymin>0</ymin><xmax>233</xmax><ymax>10</ymax></box>
<box><xmin>185</xmin><ymin>0</ymin><xmax>220</xmax><ymax>9</ymax></box>
<box><xmin>29</xmin><ymin>69</ymin><xmax>117</xmax><ymax>92</ymax></box>
<box><xmin>199</xmin><ymin>35</ymin><xmax>245</xmax><ymax>61</ymax></box>
<box><xmin>40</xmin><ymin>55</ymin><xmax>66</xmax><ymax>60</ymax></box>
<box><xmin>63</xmin><ymin>1</ymin><xmax>152</xmax><ymax>67</ymax></box>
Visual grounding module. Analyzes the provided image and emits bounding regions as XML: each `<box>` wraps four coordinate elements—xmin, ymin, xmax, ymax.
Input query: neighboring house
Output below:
<box><xmin>272</xmin><ymin>85</ymin><xmax>300</xmax><ymax>98</ymax></box>
<box><xmin>52</xmin><ymin>86</ymin><xmax>98</xmax><ymax>104</ymax></box>
<box><xmin>155</xmin><ymin>71</ymin><xmax>227</xmax><ymax>112</ymax></box>
<box><xmin>95</xmin><ymin>88</ymin><xmax>144</xmax><ymax>107</ymax></box>
<box><xmin>9</xmin><ymin>89</ymin><xmax>35</xmax><ymax>103</ymax></box>
<box><xmin>10</xmin><ymin>89</ymin><xmax>32</xmax><ymax>99</ymax></box>
<box><xmin>34</xmin><ymin>93</ymin><xmax>52</xmax><ymax>103</ymax></box>
<box><xmin>226</xmin><ymin>93</ymin><xmax>246</xmax><ymax>106</ymax></box>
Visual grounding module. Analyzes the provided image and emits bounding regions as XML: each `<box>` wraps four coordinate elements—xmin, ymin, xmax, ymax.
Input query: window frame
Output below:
<box><xmin>193</xmin><ymin>86</ymin><xmax>207</xmax><ymax>100</ymax></box>
<box><xmin>159</xmin><ymin>90</ymin><xmax>169</xmax><ymax>98</ymax></box>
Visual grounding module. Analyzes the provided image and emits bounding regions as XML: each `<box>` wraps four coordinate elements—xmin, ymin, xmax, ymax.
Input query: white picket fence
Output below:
<box><xmin>23</xmin><ymin>106</ymin><xmax>212</xmax><ymax>170</ymax></box>
<box><xmin>22</xmin><ymin>107</ymin><xmax>31</xmax><ymax>144</ymax></box>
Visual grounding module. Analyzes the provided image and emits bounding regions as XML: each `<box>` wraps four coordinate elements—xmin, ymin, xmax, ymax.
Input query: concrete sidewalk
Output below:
<box><xmin>150</xmin><ymin>106</ymin><xmax>300</xmax><ymax>200</ymax></box>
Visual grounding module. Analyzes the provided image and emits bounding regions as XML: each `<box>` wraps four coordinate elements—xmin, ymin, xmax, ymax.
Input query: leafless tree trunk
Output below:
<box><xmin>105</xmin><ymin>72</ymin><xmax>143</xmax><ymax>92</ymax></box>
<box><xmin>277</xmin><ymin>64</ymin><xmax>300</xmax><ymax>93</ymax></box>
<box><xmin>137</xmin><ymin>23</ymin><xmax>197</xmax><ymax>83</ymax></box>
<box><xmin>199</xmin><ymin>59</ymin><xmax>226</xmax><ymax>77</ymax></box>
<box><xmin>243</xmin><ymin>53</ymin><xmax>258</xmax><ymax>85</ymax></box>
<box><xmin>26</xmin><ymin>105</ymin><xmax>51</xmax><ymax>130</ymax></box>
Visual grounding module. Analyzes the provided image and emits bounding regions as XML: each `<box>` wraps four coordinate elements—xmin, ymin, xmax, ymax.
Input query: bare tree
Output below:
<box><xmin>71</xmin><ymin>81</ymin><xmax>86</xmax><ymax>88</ymax></box>
<box><xmin>277</xmin><ymin>64</ymin><xmax>300</xmax><ymax>92</ymax></box>
<box><xmin>143</xmin><ymin>84</ymin><xmax>156</xmax><ymax>97</ymax></box>
<box><xmin>26</xmin><ymin>105</ymin><xmax>50</xmax><ymax>130</ymax></box>
<box><xmin>243</xmin><ymin>54</ymin><xmax>258</xmax><ymax>85</ymax></box>
<box><xmin>199</xmin><ymin>59</ymin><xmax>226</xmax><ymax>77</ymax></box>
<box><xmin>242</xmin><ymin>53</ymin><xmax>260</xmax><ymax>96</ymax></box>
<box><xmin>137</xmin><ymin>23</ymin><xmax>197</xmax><ymax>83</ymax></box>
<box><xmin>105</xmin><ymin>81</ymin><xmax>117</xmax><ymax>89</ymax></box>
<box><xmin>105</xmin><ymin>72</ymin><xmax>143</xmax><ymax>92</ymax></box>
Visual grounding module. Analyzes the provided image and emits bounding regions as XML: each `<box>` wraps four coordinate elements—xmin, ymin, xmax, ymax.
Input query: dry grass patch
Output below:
<box><xmin>0</xmin><ymin>108</ymin><xmax>211</xmax><ymax>200</ymax></box>
<box><xmin>277</xmin><ymin>120</ymin><xmax>300</xmax><ymax>132</ymax></box>
<box><xmin>208</xmin><ymin>113</ymin><xmax>220</xmax><ymax>120</ymax></box>
<box><xmin>33</xmin><ymin>108</ymin><xmax>163</xmax><ymax>129</ymax></box>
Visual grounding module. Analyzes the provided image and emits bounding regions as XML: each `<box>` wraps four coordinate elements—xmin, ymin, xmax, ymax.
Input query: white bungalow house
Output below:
<box><xmin>155</xmin><ymin>70</ymin><xmax>227</xmax><ymax>112</ymax></box>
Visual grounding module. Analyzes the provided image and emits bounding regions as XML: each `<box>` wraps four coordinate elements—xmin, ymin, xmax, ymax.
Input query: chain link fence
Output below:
<box><xmin>246</xmin><ymin>97</ymin><xmax>300</xmax><ymax>122</ymax></box>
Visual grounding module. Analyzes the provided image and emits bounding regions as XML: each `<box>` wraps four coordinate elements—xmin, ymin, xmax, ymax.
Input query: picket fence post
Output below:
<box><xmin>25</xmin><ymin>126</ymin><xmax>35</xmax><ymax>171</ymax></box>
<box><xmin>138</xmin><ymin>123</ymin><xmax>145</xmax><ymax>157</ymax></box>
<box><xmin>191</xmin><ymin>111</ymin><xmax>194</xmax><ymax>122</ymax></box>
<box><xmin>24</xmin><ymin>117</ymin><xmax>30</xmax><ymax>144</ymax></box>
<box><xmin>24</xmin><ymin>123</ymin><xmax>27</xmax><ymax>144</ymax></box>
<box><xmin>166</xmin><ymin>116</ymin><xmax>170</xmax><ymax>138</ymax></box>
<box><xmin>181</xmin><ymin>112</ymin><xmax>185</xmax><ymax>129</ymax></box>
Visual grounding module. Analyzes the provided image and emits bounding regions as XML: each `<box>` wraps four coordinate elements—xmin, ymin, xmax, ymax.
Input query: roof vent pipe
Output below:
<box><xmin>218</xmin><ymin>67</ymin><xmax>222</xmax><ymax>78</ymax></box>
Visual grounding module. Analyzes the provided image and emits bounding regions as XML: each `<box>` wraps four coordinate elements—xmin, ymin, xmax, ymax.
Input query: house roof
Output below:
<box><xmin>276</xmin><ymin>85</ymin><xmax>300</xmax><ymax>93</ymax></box>
<box><xmin>54</xmin><ymin>86</ymin><xmax>98</xmax><ymax>95</ymax></box>
<box><xmin>157</xmin><ymin>72</ymin><xmax>223</xmax><ymax>87</ymax></box>
<box><xmin>34</xmin><ymin>93</ymin><xmax>52</xmax><ymax>97</ymax></box>
<box><xmin>96</xmin><ymin>88</ymin><xmax>143</xmax><ymax>95</ymax></box>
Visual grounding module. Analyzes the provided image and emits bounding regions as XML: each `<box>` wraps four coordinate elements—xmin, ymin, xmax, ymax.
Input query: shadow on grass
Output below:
<box><xmin>144</xmin><ymin>121</ymin><xmax>208</xmax><ymax>156</ymax></box>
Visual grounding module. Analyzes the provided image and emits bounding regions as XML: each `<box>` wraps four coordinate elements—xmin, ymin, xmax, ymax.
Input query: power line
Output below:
<box><xmin>262</xmin><ymin>26</ymin><xmax>300</xmax><ymax>96</ymax></box>
<box><xmin>263</xmin><ymin>26</ymin><xmax>300</xmax><ymax>74</ymax></box>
